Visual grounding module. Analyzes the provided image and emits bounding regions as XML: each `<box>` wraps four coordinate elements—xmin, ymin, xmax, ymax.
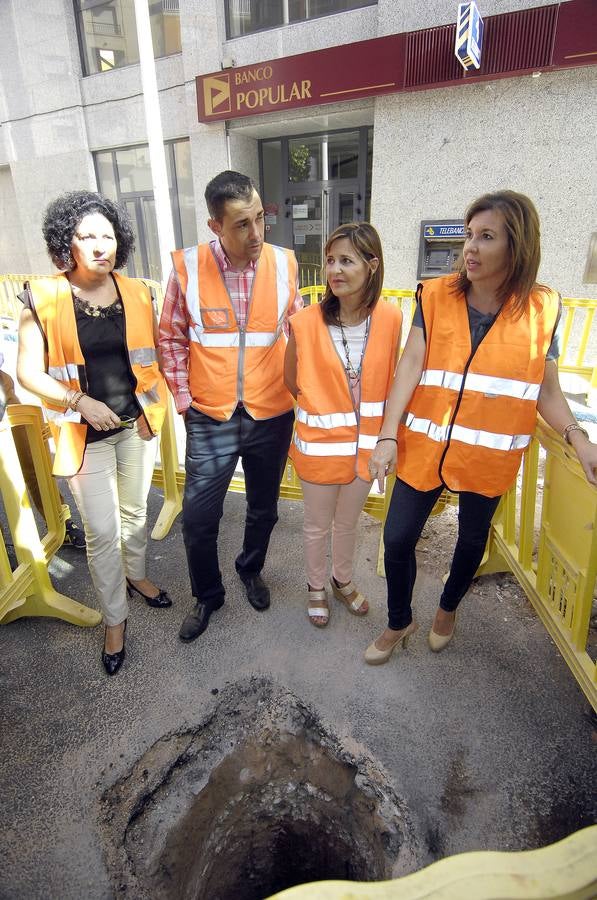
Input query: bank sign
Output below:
<box><xmin>197</xmin><ymin>36</ymin><xmax>406</xmax><ymax>122</ymax></box>
<box><xmin>455</xmin><ymin>2</ymin><xmax>484</xmax><ymax>71</ymax></box>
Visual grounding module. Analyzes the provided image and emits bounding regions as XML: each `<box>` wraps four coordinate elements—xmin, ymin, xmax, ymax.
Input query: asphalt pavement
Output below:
<box><xmin>1</xmin><ymin>482</ymin><xmax>596</xmax><ymax>899</ymax></box>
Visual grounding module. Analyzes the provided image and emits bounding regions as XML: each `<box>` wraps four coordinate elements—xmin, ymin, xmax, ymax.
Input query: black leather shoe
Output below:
<box><xmin>240</xmin><ymin>574</ymin><xmax>270</xmax><ymax>611</ymax></box>
<box><xmin>179</xmin><ymin>599</ymin><xmax>224</xmax><ymax>642</ymax></box>
<box><xmin>102</xmin><ymin>621</ymin><xmax>126</xmax><ymax>675</ymax></box>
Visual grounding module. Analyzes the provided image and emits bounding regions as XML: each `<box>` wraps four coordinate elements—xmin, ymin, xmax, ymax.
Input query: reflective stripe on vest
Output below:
<box><xmin>295</xmin><ymin>400</ymin><xmax>385</xmax><ymax>433</ymax></box>
<box><xmin>404</xmin><ymin>412</ymin><xmax>532</xmax><ymax>451</ymax></box>
<box><xmin>419</xmin><ymin>368</ymin><xmax>541</xmax><ymax>401</ymax></box>
<box><xmin>188</xmin><ymin>332</ymin><xmax>281</xmax><ymax>348</ymax></box>
<box><xmin>137</xmin><ymin>386</ymin><xmax>162</xmax><ymax>409</ymax></box>
<box><xmin>44</xmin><ymin>407</ymin><xmax>83</xmax><ymax>425</ymax></box>
<box><xmin>293</xmin><ymin>432</ymin><xmax>378</xmax><ymax>457</ymax></box>
<box><xmin>48</xmin><ymin>363</ymin><xmax>79</xmax><ymax>381</ymax></box>
<box><xmin>271</xmin><ymin>244</ymin><xmax>291</xmax><ymax>323</ymax></box>
<box><xmin>129</xmin><ymin>347</ymin><xmax>158</xmax><ymax>366</ymax></box>
<box><xmin>296</xmin><ymin>406</ymin><xmax>357</xmax><ymax>429</ymax></box>
<box><xmin>360</xmin><ymin>400</ymin><xmax>386</xmax><ymax>417</ymax></box>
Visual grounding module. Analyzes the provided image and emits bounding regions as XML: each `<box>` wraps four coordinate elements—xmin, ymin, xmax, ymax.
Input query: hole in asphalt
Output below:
<box><xmin>101</xmin><ymin>677</ymin><xmax>416</xmax><ymax>899</ymax></box>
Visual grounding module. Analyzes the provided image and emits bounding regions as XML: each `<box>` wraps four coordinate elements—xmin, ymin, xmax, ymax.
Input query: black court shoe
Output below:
<box><xmin>102</xmin><ymin>621</ymin><xmax>127</xmax><ymax>676</ymax></box>
<box><xmin>63</xmin><ymin>519</ymin><xmax>86</xmax><ymax>549</ymax></box>
<box><xmin>126</xmin><ymin>578</ymin><xmax>172</xmax><ymax>609</ymax></box>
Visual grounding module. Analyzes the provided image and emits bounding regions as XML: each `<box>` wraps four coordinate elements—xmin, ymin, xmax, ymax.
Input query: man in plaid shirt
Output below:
<box><xmin>159</xmin><ymin>171</ymin><xmax>302</xmax><ymax>642</ymax></box>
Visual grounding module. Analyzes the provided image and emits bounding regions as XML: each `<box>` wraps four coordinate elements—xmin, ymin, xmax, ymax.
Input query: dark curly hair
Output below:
<box><xmin>42</xmin><ymin>191</ymin><xmax>135</xmax><ymax>270</ymax></box>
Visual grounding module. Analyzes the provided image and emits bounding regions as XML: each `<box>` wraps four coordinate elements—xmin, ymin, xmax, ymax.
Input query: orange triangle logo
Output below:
<box><xmin>203</xmin><ymin>75</ymin><xmax>231</xmax><ymax>116</ymax></box>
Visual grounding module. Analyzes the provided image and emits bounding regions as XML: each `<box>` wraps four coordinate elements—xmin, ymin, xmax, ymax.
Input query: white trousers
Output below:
<box><xmin>68</xmin><ymin>425</ymin><xmax>158</xmax><ymax>626</ymax></box>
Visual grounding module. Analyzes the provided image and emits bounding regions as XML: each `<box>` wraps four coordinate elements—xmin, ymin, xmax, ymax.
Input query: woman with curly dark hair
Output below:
<box><xmin>17</xmin><ymin>191</ymin><xmax>170</xmax><ymax>675</ymax></box>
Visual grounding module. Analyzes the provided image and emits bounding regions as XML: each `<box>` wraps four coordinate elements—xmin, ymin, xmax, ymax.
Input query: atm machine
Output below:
<box><xmin>417</xmin><ymin>220</ymin><xmax>466</xmax><ymax>280</ymax></box>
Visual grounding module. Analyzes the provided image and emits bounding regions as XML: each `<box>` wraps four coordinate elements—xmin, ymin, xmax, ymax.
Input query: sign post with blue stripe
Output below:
<box><xmin>455</xmin><ymin>2</ymin><xmax>484</xmax><ymax>71</ymax></box>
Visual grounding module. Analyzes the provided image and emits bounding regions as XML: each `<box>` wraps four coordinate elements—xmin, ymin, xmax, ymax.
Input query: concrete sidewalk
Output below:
<box><xmin>1</xmin><ymin>487</ymin><xmax>596</xmax><ymax>899</ymax></box>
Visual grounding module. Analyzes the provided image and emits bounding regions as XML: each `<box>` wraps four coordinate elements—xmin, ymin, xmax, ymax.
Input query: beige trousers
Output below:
<box><xmin>300</xmin><ymin>477</ymin><xmax>372</xmax><ymax>590</ymax></box>
<box><xmin>68</xmin><ymin>424</ymin><xmax>158</xmax><ymax>626</ymax></box>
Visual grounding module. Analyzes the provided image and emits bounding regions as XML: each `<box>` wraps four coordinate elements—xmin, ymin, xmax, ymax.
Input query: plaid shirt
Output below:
<box><xmin>159</xmin><ymin>238</ymin><xmax>302</xmax><ymax>413</ymax></box>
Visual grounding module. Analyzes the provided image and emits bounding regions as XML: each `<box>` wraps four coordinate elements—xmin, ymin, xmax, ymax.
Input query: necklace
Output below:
<box><xmin>73</xmin><ymin>294</ymin><xmax>122</xmax><ymax>318</ymax></box>
<box><xmin>338</xmin><ymin>315</ymin><xmax>370</xmax><ymax>383</ymax></box>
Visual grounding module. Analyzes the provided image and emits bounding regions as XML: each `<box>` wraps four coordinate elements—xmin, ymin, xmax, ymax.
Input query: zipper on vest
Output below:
<box><xmin>437</xmin><ymin>311</ymin><xmax>499</xmax><ymax>491</ymax></box>
<box><xmin>218</xmin><ymin>247</ymin><xmax>257</xmax><ymax>407</ymax></box>
<box><xmin>237</xmin><ymin>327</ymin><xmax>246</xmax><ymax>403</ymax></box>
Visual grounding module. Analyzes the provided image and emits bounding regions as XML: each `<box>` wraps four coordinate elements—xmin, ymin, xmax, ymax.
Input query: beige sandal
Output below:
<box><xmin>307</xmin><ymin>589</ymin><xmax>330</xmax><ymax>628</ymax></box>
<box><xmin>330</xmin><ymin>578</ymin><xmax>368</xmax><ymax>616</ymax></box>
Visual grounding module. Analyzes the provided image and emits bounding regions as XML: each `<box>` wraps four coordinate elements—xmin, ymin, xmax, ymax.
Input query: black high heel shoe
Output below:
<box><xmin>102</xmin><ymin>620</ymin><xmax>127</xmax><ymax>676</ymax></box>
<box><xmin>126</xmin><ymin>578</ymin><xmax>172</xmax><ymax>609</ymax></box>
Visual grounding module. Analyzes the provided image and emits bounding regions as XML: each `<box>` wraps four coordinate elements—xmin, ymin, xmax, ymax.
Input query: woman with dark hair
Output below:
<box><xmin>285</xmin><ymin>222</ymin><xmax>402</xmax><ymax>627</ymax></box>
<box><xmin>365</xmin><ymin>190</ymin><xmax>597</xmax><ymax>664</ymax></box>
<box><xmin>17</xmin><ymin>191</ymin><xmax>170</xmax><ymax>675</ymax></box>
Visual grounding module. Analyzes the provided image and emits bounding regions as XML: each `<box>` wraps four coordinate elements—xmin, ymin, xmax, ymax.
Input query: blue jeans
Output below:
<box><xmin>182</xmin><ymin>406</ymin><xmax>294</xmax><ymax>607</ymax></box>
<box><xmin>383</xmin><ymin>478</ymin><xmax>501</xmax><ymax>630</ymax></box>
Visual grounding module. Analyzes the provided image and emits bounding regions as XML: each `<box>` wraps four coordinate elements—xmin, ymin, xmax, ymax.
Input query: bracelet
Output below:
<box><xmin>562</xmin><ymin>422</ymin><xmax>589</xmax><ymax>444</ymax></box>
<box><xmin>64</xmin><ymin>388</ymin><xmax>74</xmax><ymax>409</ymax></box>
<box><xmin>68</xmin><ymin>390</ymin><xmax>82</xmax><ymax>410</ymax></box>
<box><xmin>72</xmin><ymin>392</ymin><xmax>86</xmax><ymax>411</ymax></box>
<box><xmin>376</xmin><ymin>437</ymin><xmax>397</xmax><ymax>445</ymax></box>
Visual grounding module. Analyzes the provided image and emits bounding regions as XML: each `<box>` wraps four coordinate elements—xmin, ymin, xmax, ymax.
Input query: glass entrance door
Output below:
<box><xmin>290</xmin><ymin>183</ymin><xmax>361</xmax><ymax>287</ymax></box>
<box><xmin>260</xmin><ymin>127</ymin><xmax>372</xmax><ymax>288</ymax></box>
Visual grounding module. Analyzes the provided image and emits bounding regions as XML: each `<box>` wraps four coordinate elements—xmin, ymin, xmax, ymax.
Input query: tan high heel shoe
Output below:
<box><xmin>428</xmin><ymin>609</ymin><xmax>456</xmax><ymax>652</ymax></box>
<box><xmin>364</xmin><ymin>622</ymin><xmax>418</xmax><ymax>665</ymax></box>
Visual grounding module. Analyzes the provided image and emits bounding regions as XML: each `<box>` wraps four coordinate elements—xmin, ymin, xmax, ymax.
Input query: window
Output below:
<box><xmin>75</xmin><ymin>0</ymin><xmax>181</xmax><ymax>76</ymax></box>
<box><xmin>288</xmin><ymin>131</ymin><xmax>360</xmax><ymax>182</ymax></box>
<box><xmin>226</xmin><ymin>0</ymin><xmax>376</xmax><ymax>39</ymax></box>
<box><xmin>94</xmin><ymin>139</ymin><xmax>197</xmax><ymax>281</ymax></box>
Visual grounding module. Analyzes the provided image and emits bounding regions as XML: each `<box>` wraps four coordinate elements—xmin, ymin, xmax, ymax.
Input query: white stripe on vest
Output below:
<box><xmin>48</xmin><ymin>363</ymin><xmax>79</xmax><ymax>382</ymax></box>
<box><xmin>128</xmin><ymin>347</ymin><xmax>158</xmax><ymax>366</ymax></box>
<box><xmin>293</xmin><ymin>434</ymin><xmax>357</xmax><ymax>456</ymax></box>
<box><xmin>419</xmin><ymin>369</ymin><xmax>541</xmax><ymax>401</ymax></box>
<box><xmin>296</xmin><ymin>406</ymin><xmax>357</xmax><ymax>429</ymax></box>
<box><xmin>405</xmin><ymin>413</ymin><xmax>531</xmax><ymax>451</ymax></box>
<box><xmin>271</xmin><ymin>244</ymin><xmax>291</xmax><ymax>326</ymax></box>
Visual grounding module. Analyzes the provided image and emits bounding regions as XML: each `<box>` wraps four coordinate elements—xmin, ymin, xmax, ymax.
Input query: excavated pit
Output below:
<box><xmin>101</xmin><ymin>678</ymin><xmax>417</xmax><ymax>900</ymax></box>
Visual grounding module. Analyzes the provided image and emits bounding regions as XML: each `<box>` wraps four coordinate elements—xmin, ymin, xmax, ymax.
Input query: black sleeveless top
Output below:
<box><xmin>22</xmin><ymin>275</ymin><xmax>140</xmax><ymax>443</ymax></box>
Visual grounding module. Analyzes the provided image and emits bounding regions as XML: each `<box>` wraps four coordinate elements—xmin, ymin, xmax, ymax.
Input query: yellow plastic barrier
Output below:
<box><xmin>266</xmin><ymin>824</ymin><xmax>597</xmax><ymax>900</ymax></box>
<box><xmin>559</xmin><ymin>296</ymin><xmax>597</xmax><ymax>398</ymax></box>
<box><xmin>0</xmin><ymin>404</ymin><xmax>101</xmax><ymax>627</ymax></box>
<box><xmin>139</xmin><ymin>279</ymin><xmax>184</xmax><ymax>540</ymax></box>
<box><xmin>477</xmin><ymin>418</ymin><xmax>597</xmax><ymax>711</ymax></box>
<box><xmin>0</xmin><ymin>273</ymin><xmax>29</xmax><ymax>321</ymax></box>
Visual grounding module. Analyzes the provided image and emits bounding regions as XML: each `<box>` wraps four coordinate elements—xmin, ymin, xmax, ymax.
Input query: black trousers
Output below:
<box><xmin>383</xmin><ymin>478</ymin><xmax>501</xmax><ymax>630</ymax></box>
<box><xmin>182</xmin><ymin>406</ymin><xmax>294</xmax><ymax>607</ymax></box>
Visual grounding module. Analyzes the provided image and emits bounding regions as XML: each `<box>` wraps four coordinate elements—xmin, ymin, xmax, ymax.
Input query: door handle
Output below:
<box><xmin>321</xmin><ymin>189</ymin><xmax>329</xmax><ymax>264</ymax></box>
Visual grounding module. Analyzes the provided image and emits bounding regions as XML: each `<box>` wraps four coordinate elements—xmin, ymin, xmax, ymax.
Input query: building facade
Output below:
<box><xmin>0</xmin><ymin>0</ymin><xmax>595</xmax><ymax>297</ymax></box>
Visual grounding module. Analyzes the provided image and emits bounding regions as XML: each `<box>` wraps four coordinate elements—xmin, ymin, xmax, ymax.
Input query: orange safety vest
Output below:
<box><xmin>171</xmin><ymin>242</ymin><xmax>297</xmax><ymax>421</ymax></box>
<box><xmin>29</xmin><ymin>273</ymin><xmax>167</xmax><ymax>477</ymax></box>
<box><xmin>397</xmin><ymin>275</ymin><xmax>560</xmax><ymax>497</ymax></box>
<box><xmin>289</xmin><ymin>300</ymin><xmax>402</xmax><ymax>484</ymax></box>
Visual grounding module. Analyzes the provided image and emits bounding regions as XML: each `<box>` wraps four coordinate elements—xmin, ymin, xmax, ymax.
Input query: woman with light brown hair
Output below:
<box><xmin>285</xmin><ymin>222</ymin><xmax>402</xmax><ymax>627</ymax></box>
<box><xmin>365</xmin><ymin>190</ymin><xmax>597</xmax><ymax>664</ymax></box>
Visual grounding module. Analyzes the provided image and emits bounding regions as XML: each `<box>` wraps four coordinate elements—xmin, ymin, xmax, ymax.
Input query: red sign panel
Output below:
<box><xmin>197</xmin><ymin>35</ymin><xmax>406</xmax><ymax>123</ymax></box>
<box><xmin>196</xmin><ymin>0</ymin><xmax>597</xmax><ymax>123</ymax></box>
